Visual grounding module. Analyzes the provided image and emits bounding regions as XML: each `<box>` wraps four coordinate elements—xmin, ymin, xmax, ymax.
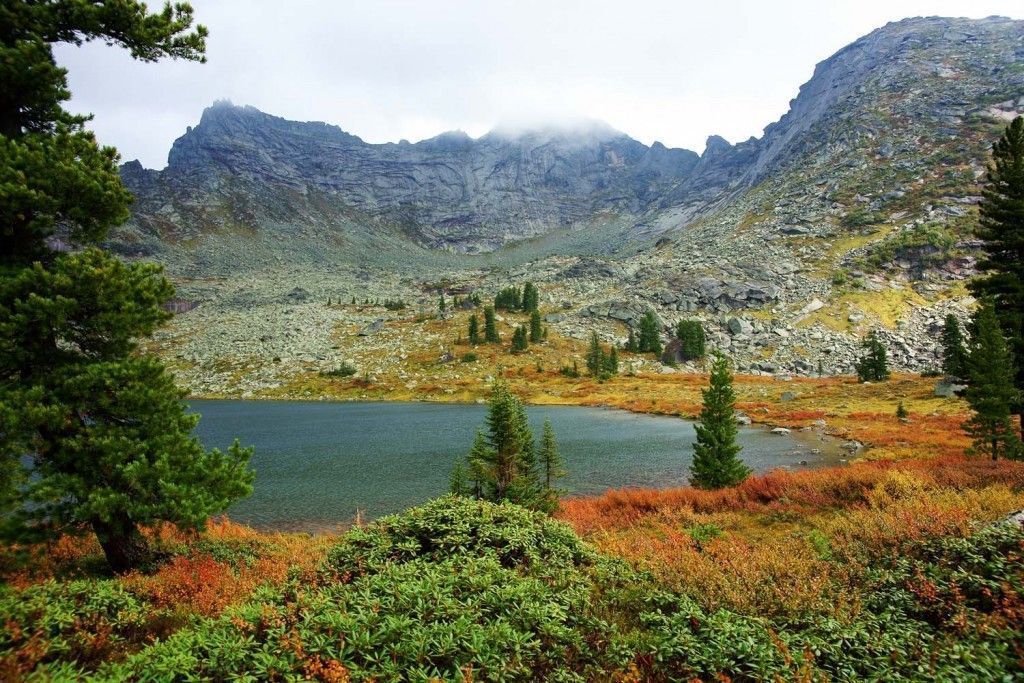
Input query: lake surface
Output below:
<box><xmin>190</xmin><ymin>400</ymin><xmax>846</xmax><ymax>530</ymax></box>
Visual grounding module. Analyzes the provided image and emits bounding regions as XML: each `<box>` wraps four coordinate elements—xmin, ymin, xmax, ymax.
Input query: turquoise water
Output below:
<box><xmin>190</xmin><ymin>400</ymin><xmax>845</xmax><ymax>530</ymax></box>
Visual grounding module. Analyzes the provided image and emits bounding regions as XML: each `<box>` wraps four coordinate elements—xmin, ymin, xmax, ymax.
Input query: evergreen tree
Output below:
<box><xmin>512</xmin><ymin>325</ymin><xmax>528</xmax><ymax>353</ymax></box>
<box><xmin>586</xmin><ymin>331</ymin><xmax>605</xmax><ymax>376</ymax></box>
<box><xmin>468</xmin><ymin>314</ymin><xmax>480</xmax><ymax>345</ymax></box>
<box><xmin>605</xmin><ymin>346</ymin><xmax>619</xmax><ymax>375</ymax></box>
<box><xmin>941</xmin><ymin>314</ymin><xmax>969</xmax><ymax>378</ymax></box>
<box><xmin>690</xmin><ymin>354</ymin><xmax>750</xmax><ymax>489</ymax></box>
<box><xmin>439</xmin><ymin>292</ymin><xmax>446</xmax><ymax>313</ymax></box>
<box><xmin>677</xmin><ymin>320</ymin><xmax>707</xmax><ymax>361</ymax></box>
<box><xmin>855</xmin><ymin>330</ymin><xmax>890</xmax><ymax>382</ymax></box>
<box><xmin>529</xmin><ymin>310</ymin><xmax>543</xmax><ymax>343</ymax></box>
<box><xmin>638</xmin><ymin>311</ymin><xmax>663</xmax><ymax>355</ymax></box>
<box><xmin>971</xmin><ymin>116</ymin><xmax>1024</xmax><ymax>439</ymax></box>
<box><xmin>964</xmin><ymin>304</ymin><xmax>1022</xmax><ymax>460</ymax></box>
<box><xmin>484</xmin><ymin>306</ymin><xmax>500</xmax><ymax>343</ymax></box>
<box><xmin>625</xmin><ymin>327</ymin><xmax>639</xmax><ymax>353</ymax></box>
<box><xmin>537</xmin><ymin>419</ymin><xmax>565</xmax><ymax>511</ymax></box>
<box><xmin>0</xmin><ymin>0</ymin><xmax>253</xmax><ymax>573</ymax></box>
<box><xmin>452</xmin><ymin>383</ymin><xmax>541</xmax><ymax>506</ymax></box>
<box><xmin>494</xmin><ymin>286</ymin><xmax>522</xmax><ymax>311</ymax></box>
<box><xmin>522</xmin><ymin>282</ymin><xmax>539</xmax><ymax>312</ymax></box>
<box><xmin>448</xmin><ymin>460</ymin><xmax>468</xmax><ymax>496</ymax></box>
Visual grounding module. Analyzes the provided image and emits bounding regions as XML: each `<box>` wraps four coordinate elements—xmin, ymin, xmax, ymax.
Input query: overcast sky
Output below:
<box><xmin>55</xmin><ymin>0</ymin><xmax>1023</xmax><ymax>169</ymax></box>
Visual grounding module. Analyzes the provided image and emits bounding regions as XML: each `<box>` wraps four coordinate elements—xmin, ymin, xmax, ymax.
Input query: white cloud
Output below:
<box><xmin>54</xmin><ymin>0</ymin><xmax>1024</xmax><ymax>168</ymax></box>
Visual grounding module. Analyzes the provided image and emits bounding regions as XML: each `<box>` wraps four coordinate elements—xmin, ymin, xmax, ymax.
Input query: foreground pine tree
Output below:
<box><xmin>453</xmin><ymin>383</ymin><xmax>550</xmax><ymax>509</ymax></box>
<box><xmin>690</xmin><ymin>354</ymin><xmax>749</xmax><ymax>489</ymax></box>
<box><xmin>0</xmin><ymin>1</ymin><xmax>255</xmax><ymax>573</ymax></box>
<box><xmin>964</xmin><ymin>304</ymin><xmax>1022</xmax><ymax>460</ymax></box>
<box><xmin>941</xmin><ymin>314</ymin><xmax>969</xmax><ymax>379</ymax></box>
<box><xmin>971</xmin><ymin>116</ymin><xmax>1024</xmax><ymax>439</ymax></box>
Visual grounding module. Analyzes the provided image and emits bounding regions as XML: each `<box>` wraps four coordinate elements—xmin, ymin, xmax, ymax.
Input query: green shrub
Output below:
<box><xmin>461</xmin><ymin>352</ymin><xmax>478</xmax><ymax>363</ymax></box>
<box><xmin>321</xmin><ymin>362</ymin><xmax>357</xmax><ymax>378</ymax></box>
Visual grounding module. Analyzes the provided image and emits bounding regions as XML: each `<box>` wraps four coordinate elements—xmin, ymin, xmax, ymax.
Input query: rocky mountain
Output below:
<box><xmin>124</xmin><ymin>16</ymin><xmax>1024</xmax><ymax>395</ymax></box>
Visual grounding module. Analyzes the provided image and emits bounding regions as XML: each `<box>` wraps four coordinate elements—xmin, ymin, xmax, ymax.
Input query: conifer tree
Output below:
<box><xmin>468</xmin><ymin>314</ymin><xmax>480</xmax><ymax>345</ymax></box>
<box><xmin>971</xmin><ymin>116</ymin><xmax>1024</xmax><ymax>438</ymax></box>
<box><xmin>484</xmin><ymin>306</ymin><xmax>500</xmax><ymax>343</ymax></box>
<box><xmin>586</xmin><ymin>331</ymin><xmax>605</xmax><ymax>376</ymax></box>
<box><xmin>964</xmin><ymin>304</ymin><xmax>1022</xmax><ymax>460</ymax></box>
<box><xmin>0</xmin><ymin>0</ymin><xmax>253</xmax><ymax>572</ymax></box>
<box><xmin>537</xmin><ymin>419</ymin><xmax>566</xmax><ymax>511</ymax></box>
<box><xmin>677</xmin><ymin>320</ymin><xmax>707</xmax><ymax>361</ymax></box>
<box><xmin>439</xmin><ymin>292</ymin><xmax>446</xmax><ymax>313</ymax></box>
<box><xmin>448</xmin><ymin>460</ymin><xmax>468</xmax><ymax>496</ymax></box>
<box><xmin>625</xmin><ymin>327</ymin><xmax>639</xmax><ymax>353</ymax></box>
<box><xmin>941</xmin><ymin>314</ymin><xmax>969</xmax><ymax>378</ymax></box>
<box><xmin>605</xmin><ymin>346</ymin><xmax>619</xmax><ymax>375</ymax></box>
<box><xmin>454</xmin><ymin>383</ymin><xmax>541</xmax><ymax>506</ymax></box>
<box><xmin>522</xmin><ymin>282</ymin><xmax>540</xmax><ymax>312</ymax></box>
<box><xmin>690</xmin><ymin>354</ymin><xmax>750</xmax><ymax>489</ymax></box>
<box><xmin>529</xmin><ymin>310</ymin><xmax>543</xmax><ymax>343</ymax></box>
<box><xmin>638</xmin><ymin>311</ymin><xmax>663</xmax><ymax>355</ymax></box>
<box><xmin>855</xmin><ymin>330</ymin><xmax>890</xmax><ymax>382</ymax></box>
<box><xmin>512</xmin><ymin>325</ymin><xmax>528</xmax><ymax>353</ymax></box>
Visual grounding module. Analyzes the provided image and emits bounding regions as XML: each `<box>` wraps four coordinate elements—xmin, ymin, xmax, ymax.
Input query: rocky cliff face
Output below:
<box><xmin>125</xmin><ymin>16</ymin><xmax>1024</xmax><ymax>391</ymax></box>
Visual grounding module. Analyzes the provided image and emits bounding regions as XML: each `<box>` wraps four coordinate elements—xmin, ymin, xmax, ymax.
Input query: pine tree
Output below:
<box><xmin>971</xmin><ymin>117</ymin><xmax>1024</xmax><ymax>439</ymax></box>
<box><xmin>454</xmin><ymin>383</ymin><xmax>540</xmax><ymax>505</ymax></box>
<box><xmin>586</xmin><ymin>331</ymin><xmax>605</xmax><ymax>376</ymax></box>
<box><xmin>690</xmin><ymin>354</ymin><xmax>750</xmax><ymax>489</ymax></box>
<box><xmin>638</xmin><ymin>311</ymin><xmax>663</xmax><ymax>355</ymax></box>
<box><xmin>677</xmin><ymin>320</ymin><xmax>707</xmax><ymax>361</ymax></box>
<box><xmin>529</xmin><ymin>310</ymin><xmax>543</xmax><ymax>343</ymax></box>
<box><xmin>855</xmin><ymin>330</ymin><xmax>890</xmax><ymax>382</ymax></box>
<box><xmin>964</xmin><ymin>304</ymin><xmax>1022</xmax><ymax>460</ymax></box>
<box><xmin>468</xmin><ymin>314</ymin><xmax>480</xmax><ymax>345</ymax></box>
<box><xmin>605</xmin><ymin>346</ymin><xmax>619</xmax><ymax>375</ymax></box>
<box><xmin>941</xmin><ymin>314</ymin><xmax>969</xmax><ymax>378</ymax></box>
<box><xmin>537</xmin><ymin>419</ymin><xmax>565</xmax><ymax>512</ymax></box>
<box><xmin>512</xmin><ymin>325</ymin><xmax>528</xmax><ymax>353</ymax></box>
<box><xmin>439</xmin><ymin>292</ymin><xmax>446</xmax><ymax>313</ymax></box>
<box><xmin>0</xmin><ymin>1</ymin><xmax>253</xmax><ymax>573</ymax></box>
<box><xmin>484</xmin><ymin>306</ymin><xmax>500</xmax><ymax>343</ymax></box>
<box><xmin>625</xmin><ymin>327</ymin><xmax>639</xmax><ymax>353</ymax></box>
<box><xmin>449</xmin><ymin>460</ymin><xmax>468</xmax><ymax>495</ymax></box>
<box><xmin>522</xmin><ymin>282</ymin><xmax>540</xmax><ymax>312</ymax></box>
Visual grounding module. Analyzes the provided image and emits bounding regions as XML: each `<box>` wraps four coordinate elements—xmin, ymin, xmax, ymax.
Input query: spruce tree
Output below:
<box><xmin>439</xmin><ymin>292</ymin><xmax>446</xmax><ymax>313</ymax></box>
<box><xmin>941</xmin><ymin>314</ymin><xmax>969</xmax><ymax>379</ymax></box>
<box><xmin>855</xmin><ymin>330</ymin><xmax>890</xmax><ymax>382</ymax></box>
<box><xmin>537</xmin><ymin>419</ymin><xmax>566</xmax><ymax>511</ymax></box>
<box><xmin>0</xmin><ymin>0</ymin><xmax>254</xmax><ymax>572</ymax></box>
<box><xmin>512</xmin><ymin>325</ymin><xmax>528</xmax><ymax>353</ymax></box>
<box><xmin>522</xmin><ymin>282</ymin><xmax>539</xmax><ymax>312</ymax></box>
<box><xmin>625</xmin><ymin>327</ymin><xmax>639</xmax><ymax>353</ymax></box>
<box><xmin>964</xmin><ymin>304</ymin><xmax>1022</xmax><ymax>460</ymax></box>
<box><xmin>484</xmin><ymin>306</ymin><xmax>500</xmax><ymax>343</ymax></box>
<box><xmin>690</xmin><ymin>354</ymin><xmax>750</xmax><ymax>489</ymax></box>
<box><xmin>468</xmin><ymin>314</ymin><xmax>480</xmax><ymax>345</ymax></box>
<box><xmin>449</xmin><ymin>460</ymin><xmax>468</xmax><ymax>496</ymax></box>
<box><xmin>529</xmin><ymin>310</ymin><xmax>543</xmax><ymax>343</ymax></box>
<box><xmin>605</xmin><ymin>346</ymin><xmax>619</xmax><ymax>375</ymax></box>
<box><xmin>638</xmin><ymin>311</ymin><xmax>663</xmax><ymax>355</ymax></box>
<box><xmin>457</xmin><ymin>383</ymin><xmax>539</xmax><ymax>505</ymax></box>
<box><xmin>586</xmin><ymin>331</ymin><xmax>605</xmax><ymax>376</ymax></box>
<box><xmin>971</xmin><ymin>116</ymin><xmax>1024</xmax><ymax>438</ymax></box>
<box><xmin>677</xmin><ymin>320</ymin><xmax>707</xmax><ymax>361</ymax></box>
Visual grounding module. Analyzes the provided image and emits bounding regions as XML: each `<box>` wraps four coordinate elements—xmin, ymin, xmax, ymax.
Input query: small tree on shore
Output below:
<box><xmin>537</xmin><ymin>419</ymin><xmax>566</xmax><ymax>510</ymax></box>
<box><xmin>690</xmin><ymin>354</ymin><xmax>750</xmax><ymax>489</ymax></box>
<box><xmin>941</xmin><ymin>314</ymin><xmax>969</xmax><ymax>379</ymax></box>
<box><xmin>856</xmin><ymin>330</ymin><xmax>890</xmax><ymax>382</ymax></box>
<box><xmin>964</xmin><ymin>304</ymin><xmax>1022</xmax><ymax>460</ymax></box>
<box><xmin>484</xmin><ymin>306</ymin><xmax>500</xmax><ymax>343</ymax></box>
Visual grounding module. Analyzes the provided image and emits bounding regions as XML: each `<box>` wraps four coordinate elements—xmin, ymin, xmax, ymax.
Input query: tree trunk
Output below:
<box><xmin>92</xmin><ymin>513</ymin><xmax>151</xmax><ymax>574</ymax></box>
